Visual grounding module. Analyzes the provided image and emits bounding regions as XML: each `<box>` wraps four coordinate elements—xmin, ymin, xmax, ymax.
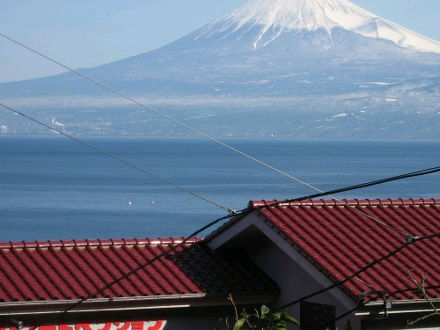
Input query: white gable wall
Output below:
<box><xmin>208</xmin><ymin>211</ymin><xmax>361</xmax><ymax>329</ymax></box>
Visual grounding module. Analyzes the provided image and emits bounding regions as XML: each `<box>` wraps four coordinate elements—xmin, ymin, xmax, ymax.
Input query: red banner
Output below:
<box><xmin>1</xmin><ymin>320</ymin><xmax>166</xmax><ymax>330</ymax></box>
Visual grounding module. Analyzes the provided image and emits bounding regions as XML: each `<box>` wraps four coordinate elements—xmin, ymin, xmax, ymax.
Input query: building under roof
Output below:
<box><xmin>0</xmin><ymin>198</ymin><xmax>439</xmax><ymax>329</ymax></box>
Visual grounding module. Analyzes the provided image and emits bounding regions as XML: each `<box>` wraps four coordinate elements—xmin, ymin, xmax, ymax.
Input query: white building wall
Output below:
<box><xmin>250</xmin><ymin>235</ymin><xmax>359</xmax><ymax>329</ymax></box>
<box><xmin>208</xmin><ymin>212</ymin><xmax>362</xmax><ymax>329</ymax></box>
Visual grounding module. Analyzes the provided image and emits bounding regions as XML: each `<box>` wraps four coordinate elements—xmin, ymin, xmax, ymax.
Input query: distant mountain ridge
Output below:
<box><xmin>1</xmin><ymin>0</ymin><xmax>439</xmax><ymax>139</ymax></box>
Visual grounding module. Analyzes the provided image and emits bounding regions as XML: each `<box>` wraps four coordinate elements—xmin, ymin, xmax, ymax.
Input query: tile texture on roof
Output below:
<box><xmin>0</xmin><ymin>237</ymin><xmax>277</xmax><ymax>303</ymax></box>
<box><xmin>251</xmin><ymin>199</ymin><xmax>440</xmax><ymax>302</ymax></box>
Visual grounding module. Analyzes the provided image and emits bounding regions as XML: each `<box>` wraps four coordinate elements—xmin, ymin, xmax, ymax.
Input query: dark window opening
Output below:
<box><xmin>300</xmin><ymin>301</ymin><xmax>336</xmax><ymax>330</ymax></box>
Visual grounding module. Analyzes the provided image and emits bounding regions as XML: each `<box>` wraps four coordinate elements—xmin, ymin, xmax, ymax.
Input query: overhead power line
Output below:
<box><xmin>34</xmin><ymin>227</ymin><xmax>440</xmax><ymax>328</ymax></box>
<box><xmin>282</xmin><ymin>166</ymin><xmax>440</xmax><ymax>203</ymax></box>
<box><xmin>0</xmin><ymin>31</ymin><xmax>344</xmax><ymax>195</ymax></box>
<box><xmin>318</xmin><ymin>284</ymin><xmax>440</xmax><ymax>330</ymax></box>
<box><xmin>31</xmin><ymin>176</ymin><xmax>440</xmax><ymax>327</ymax></box>
<box><xmin>2</xmin><ymin>30</ymin><xmax>440</xmax><ymax>330</ymax></box>
<box><xmin>0</xmin><ymin>98</ymin><xmax>423</xmax><ymax>239</ymax></box>
<box><xmin>275</xmin><ymin>233</ymin><xmax>440</xmax><ymax>312</ymax></box>
<box><xmin>0</xmin><ymin>102</ymin><xmax>233</xmax><ymax>213</ymax></box>
<box><xmin>260</xmin><ymin>166</ymin><xmax>440</xmax><ymax>239</ymax></box>
<box><xmin>32</xmin><ymin>211</ymin><xmax>242</xmax><ymax>329</ymax></box>
<box><xmin>0</xmin><ymin>31</ymin><xmax>427</xmax><ymax>238</ymax></box>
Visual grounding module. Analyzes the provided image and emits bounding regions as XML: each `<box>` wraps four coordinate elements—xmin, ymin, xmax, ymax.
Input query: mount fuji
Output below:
<box><xmin>1</xmin><ymin>0</ymin><xmax>440</xmax><ymax>139</ymax></box>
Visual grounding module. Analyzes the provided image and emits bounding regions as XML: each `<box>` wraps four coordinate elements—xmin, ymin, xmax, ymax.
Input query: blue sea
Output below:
<box><xmin>0</xmin><ymin>137</ymin><xmax>439</xmax><ymax>241</ymax></box>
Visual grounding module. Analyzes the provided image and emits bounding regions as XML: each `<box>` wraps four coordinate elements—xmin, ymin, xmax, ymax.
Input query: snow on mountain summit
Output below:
<box><xmin>201</xmin><ymin>0</ymin><xmax>440</xmax><ymax>54</ymax></box>
<box><xmin>226</xmin><ymin>0</ymin><xmax>373</xmax><ymax>33</ymax></box>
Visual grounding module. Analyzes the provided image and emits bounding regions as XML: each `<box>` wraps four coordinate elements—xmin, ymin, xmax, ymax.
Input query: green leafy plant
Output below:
<box><xmin>217</xmin><ymin>295</ymin><xmax>299</xmax><ymax>330</ymax></box>
<box><xmin>236</xmin><ymin>304</ymin><xmax>299</xmax><ymax>330</ymax></box>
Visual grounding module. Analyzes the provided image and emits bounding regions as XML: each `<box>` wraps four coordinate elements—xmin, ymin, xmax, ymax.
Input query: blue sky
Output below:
<box><xmin>1</xmin><ymin>0</ymin><xmax>439</xmax><ymax>83</ymax></box>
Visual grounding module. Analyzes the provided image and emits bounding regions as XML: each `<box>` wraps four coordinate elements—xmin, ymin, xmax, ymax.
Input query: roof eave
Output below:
<box><xmin>356</xmin><ymin>299</ymin><xmax>440</xmax><ymax>316</ymax></box>
<box><xmin>0</xmin><ymin>293</ymin><xmax>277</xmax><ymax>316</ymax></box>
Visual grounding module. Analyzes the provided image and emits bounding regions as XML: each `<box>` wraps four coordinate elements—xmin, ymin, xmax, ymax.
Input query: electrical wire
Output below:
<box><xmin>0</xmin><ymin>32</ymin><xmax>425</xmax><ymax>238</ymax></box>
<box><xmin>275</xmin><ymin>233</ymin><xmax>440</xmax><ymax>313</ymax></box>
<box><xmin>2</xmin><ymin>32</ymin><xmax>440</xmax><ymax>326</ymax></box>
<box><xmin>257</xmin><ymin>166</ymin><xmax>440</xmax><ymax>239</ymax></box>
<box><xmin>316</xmin><ymin>285</ymin><xmax>440</xmax><ymax>330</ymax></box>
<box><xmin>32</xmin><ymin>210</ymin><xmax>246</xmax><ymax>328</ymax></box>
<box><xmin>0</xmin><ymin>31</ymin><xmax>322</xmax><ymax>192</ymax></box>
<box><xmin>273</xmin><ymin>166</ymin><xmax>440</xmax><ymax>206</ymax></box>
<box><xmin>226</xmin><ymin>167</ymin><xmax>440</xmax><ymax>214</ymax></box>
<box><xmin>0</xmin><ymin>102</ymin><xmax>233</xmax><ymax>213</ymax></box>
<box><xmin>1</xmin><ymin>97</ymin><xmax>437</xmax><ymax>245</ymax></box>
<box><xmin>292</xmin><ymin>166</ymin><xmax>440</xmax><ymax>198</ymax></box>
<box><xmin>2</xmin><ymin>101</ymin><xmax>439</xmax><ymax>312</ymax></box>
<box><xmin>32</xmin><ymin>232</ymin><xmax>440</xmax><ymax>328</ymax></box>
<box><xmin>31</xmin><ymin>196</ymin><xmax>439</xmax><ymax>326</ymax></box>
<box><xmin>1</xmin><ymin>95</ymin><xmax>426</xmax><ymax>242</ymax></box>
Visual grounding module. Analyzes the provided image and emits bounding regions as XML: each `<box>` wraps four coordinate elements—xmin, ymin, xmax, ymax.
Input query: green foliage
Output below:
<box><xmin>218</xmin><ymin>304</ymin><xmax>299</xmax><ymax>330</ymax></box>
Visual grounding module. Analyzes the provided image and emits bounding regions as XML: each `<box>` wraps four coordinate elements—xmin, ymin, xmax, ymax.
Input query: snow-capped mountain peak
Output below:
<box><xmin>226</xmin><ymin>0</ymin><xmax>372</xmax><ymax>32</ymax></box>
<box><xmin>201</xmin><ymin>0</ymin><xmax>440</xmax><ymax>53</ymax></box>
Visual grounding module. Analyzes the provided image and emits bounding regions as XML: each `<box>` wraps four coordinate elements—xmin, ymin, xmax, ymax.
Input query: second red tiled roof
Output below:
<box><xmin>250</xmin><ymin>198</ymin><xmax>440</xmax><ymax>302</ymax></box>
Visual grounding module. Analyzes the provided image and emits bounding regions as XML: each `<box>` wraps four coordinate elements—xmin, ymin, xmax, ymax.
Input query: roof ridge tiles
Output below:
<box><xmin>251</xmin><ymin>198</ymin><xmax>440</xmax><ymax>209</ymax></box>
<box><xmin>0</xmin><ymin>237</ymin><xmax>202</xmax><ymax>250</ymax></box>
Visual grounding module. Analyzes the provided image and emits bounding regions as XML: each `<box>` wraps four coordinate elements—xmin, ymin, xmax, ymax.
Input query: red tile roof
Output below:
<box><xmin>0</xmin><ymin>237</ymin><xmax>277</xmax><ymax>303</ymax></box>
<box><xmin>249</xmin><ymin>198</ymin><xmax>440</xmax><ymax>302</ymax></box>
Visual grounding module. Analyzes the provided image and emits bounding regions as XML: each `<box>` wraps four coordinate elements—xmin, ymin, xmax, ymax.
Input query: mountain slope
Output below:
<box><xmin>1</xmin><ymin>0</ymin><xmax>439</xmax><ymax>139</ymax></box>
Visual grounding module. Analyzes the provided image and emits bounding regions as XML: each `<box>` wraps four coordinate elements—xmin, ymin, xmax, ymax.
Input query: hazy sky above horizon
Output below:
<box><xmin>1</xmin><ymin>0</ymin><xmax>439</xmax><ymax>83</ymax></box>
